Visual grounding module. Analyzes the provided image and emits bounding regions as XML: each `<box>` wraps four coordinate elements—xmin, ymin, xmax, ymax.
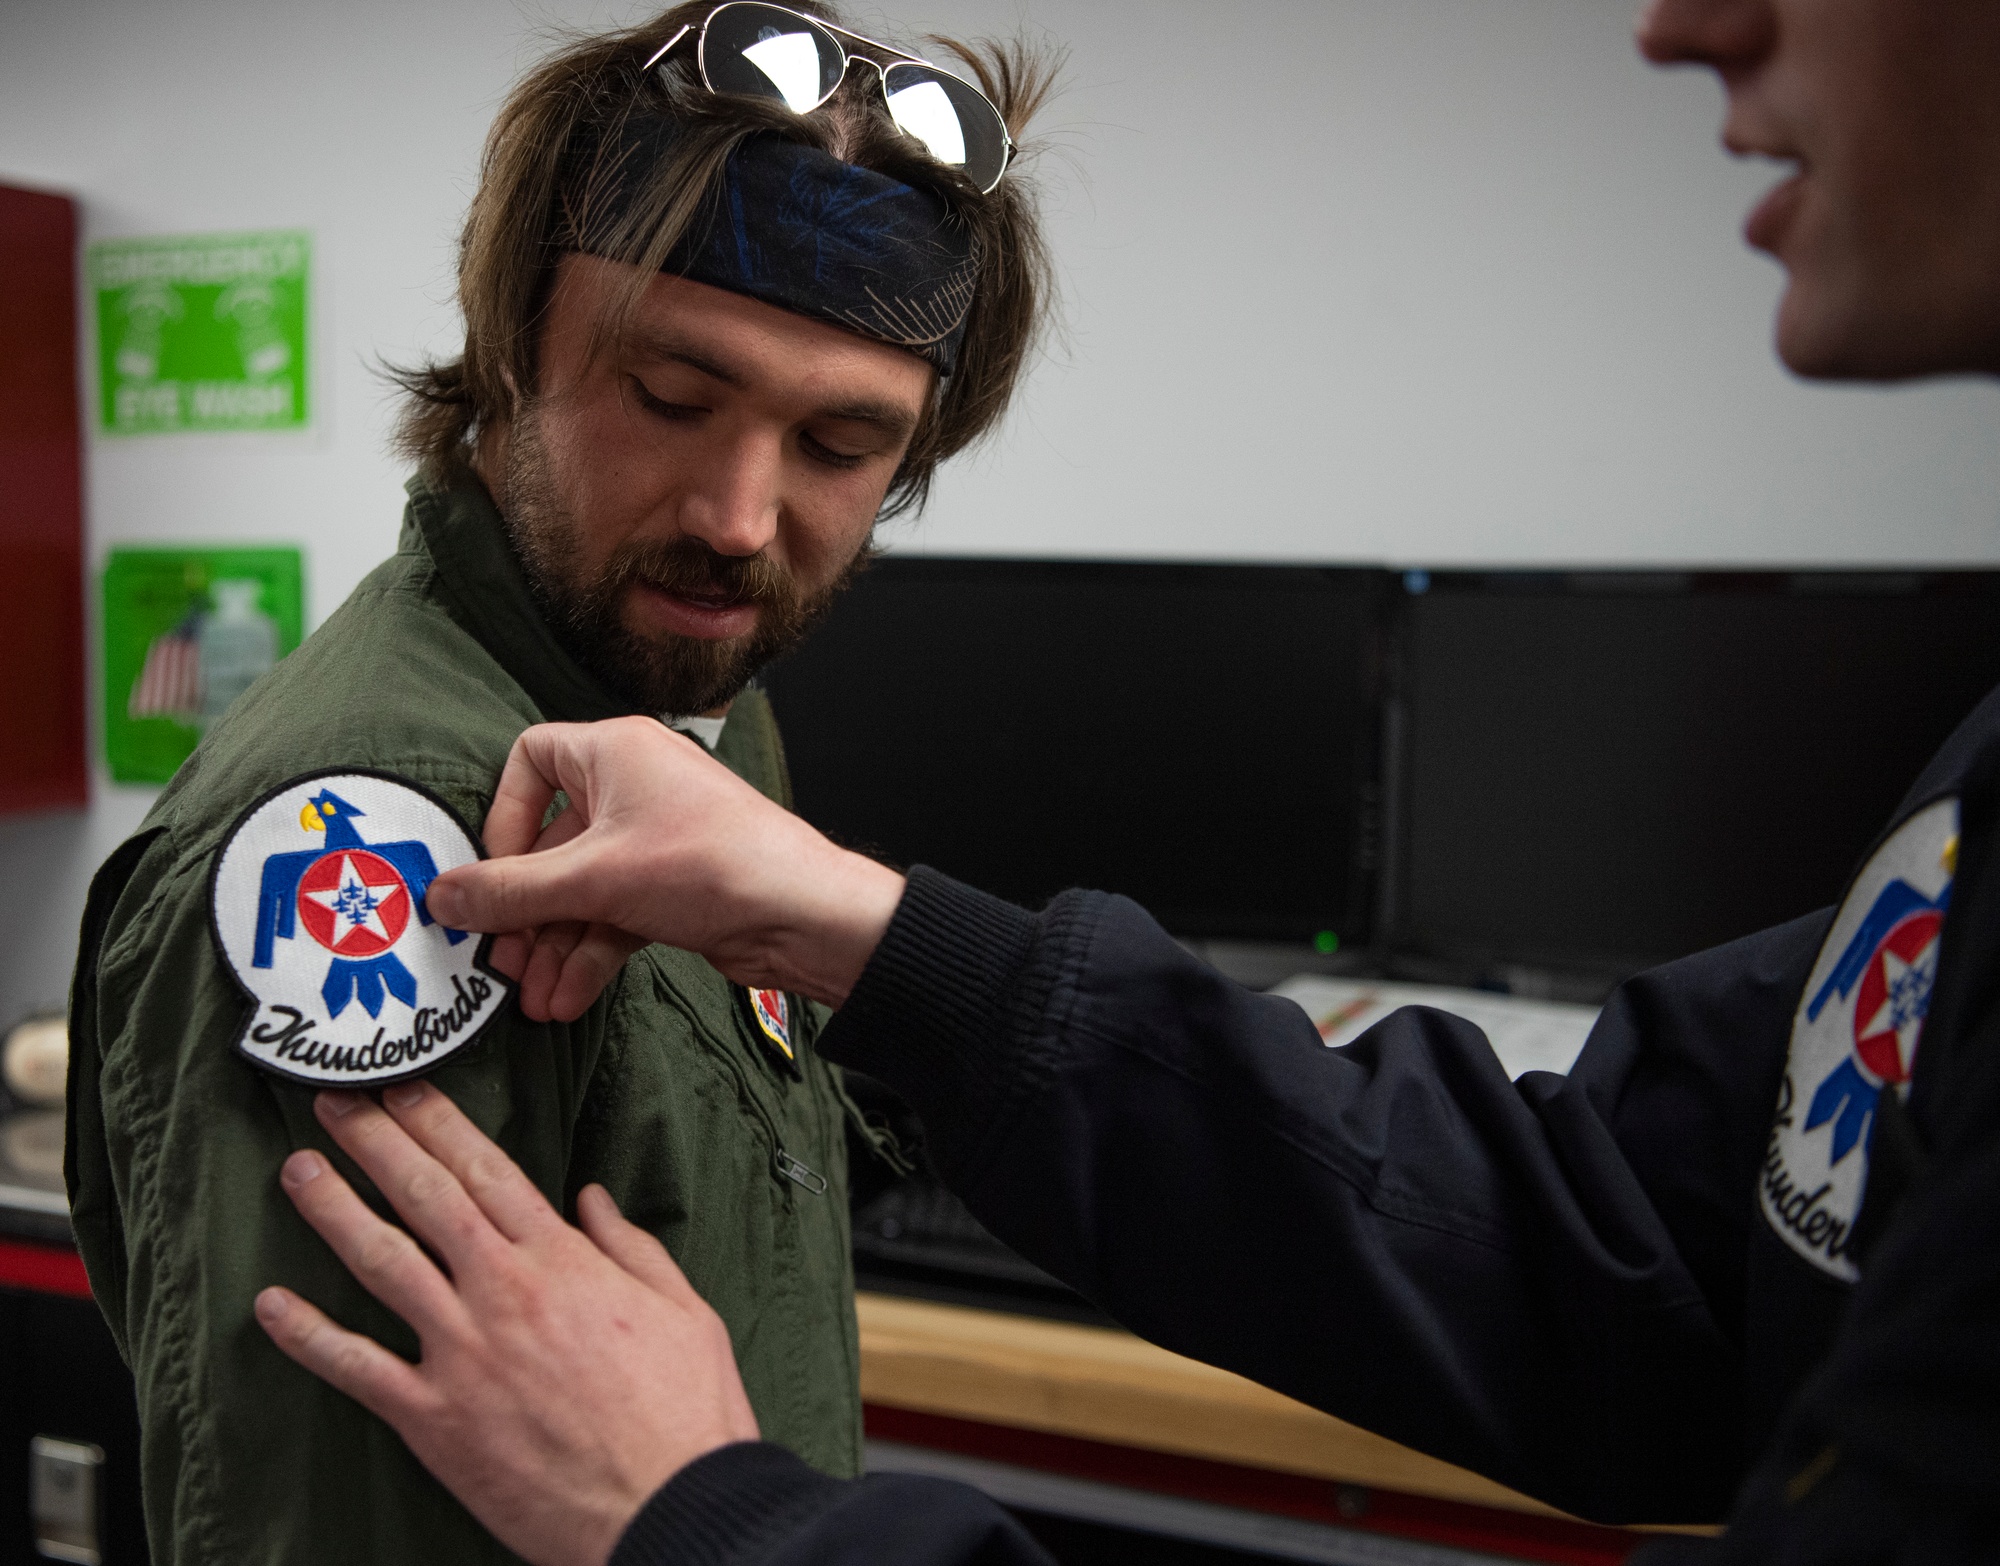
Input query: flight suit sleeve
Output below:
<box><xmin>68</xmin><ymin>820</ymin><xmax>606</xmax><ymax>1566</ymax></box>
<box><xmin>821</xmin><ymin>868</ymin><xmax>1830</xmax><ymax>1527</ymax></box>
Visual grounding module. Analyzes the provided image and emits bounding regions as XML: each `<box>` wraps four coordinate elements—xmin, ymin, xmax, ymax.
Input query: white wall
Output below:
<box><xmin>2</xmin><ymin>0</ymin><xmax>1997</xmax><ymax>1023</ymax></box>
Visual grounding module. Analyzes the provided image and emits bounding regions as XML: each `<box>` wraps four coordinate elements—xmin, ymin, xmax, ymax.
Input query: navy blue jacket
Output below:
<box><xmin>612</xmin><ymin>684</ymin><xmax>2000</xmax><ymax>1566</ymax></box>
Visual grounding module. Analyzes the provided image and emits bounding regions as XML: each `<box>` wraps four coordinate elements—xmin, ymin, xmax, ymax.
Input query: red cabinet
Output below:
<box><xmin>0</xmin><ymin>184</ymin><xmax>88</xmax><ymax>813</ymax></box>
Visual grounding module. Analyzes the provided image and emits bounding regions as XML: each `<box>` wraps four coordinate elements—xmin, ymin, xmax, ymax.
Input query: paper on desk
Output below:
<box><xmin>1269</xmin><ymin>975</ymin><xmax>1599</xmax><ymax>1079</ymax></box>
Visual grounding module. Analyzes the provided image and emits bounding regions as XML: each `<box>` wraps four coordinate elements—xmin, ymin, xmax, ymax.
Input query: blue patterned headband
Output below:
<box><xmin>568</xmin><ymin>113</ymin><xmax>979</xmax><ymax>373</ymax></box>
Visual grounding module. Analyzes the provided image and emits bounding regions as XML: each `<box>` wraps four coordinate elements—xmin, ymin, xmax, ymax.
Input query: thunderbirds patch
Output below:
<box><xmin>1762</xmin><ymin>795</ymin><xmax>1958</xmax><ymax>1281</ymax></box>
<box><xmin>211</xmin><ymin>770</ymin><xmax>511</xmax><ymax>1086</ymax></box>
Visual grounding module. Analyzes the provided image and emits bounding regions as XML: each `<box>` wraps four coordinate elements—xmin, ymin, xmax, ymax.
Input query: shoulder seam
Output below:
<box><xmin>151</xmin><ymin>762</ymin><xmax>502</xmax><ymax>873</ymax></box>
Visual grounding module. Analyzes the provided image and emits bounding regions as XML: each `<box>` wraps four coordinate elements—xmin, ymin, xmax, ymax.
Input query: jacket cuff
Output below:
<box><xmin>610</xmin><ymin>1442</ymin><xmax>845</xmax><ymax>1566</ymax></box>
<box><xmin>819</xmin><ymin>866</ymin><xmax>1092</xmax><ymax>1182</ymax></box>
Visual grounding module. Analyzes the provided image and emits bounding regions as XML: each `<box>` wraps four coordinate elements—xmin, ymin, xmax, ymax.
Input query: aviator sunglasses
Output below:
<box><xmin>644</xmin><ymin>2</ymin><xmax>1014</xmax><ymax>193</ymax></box>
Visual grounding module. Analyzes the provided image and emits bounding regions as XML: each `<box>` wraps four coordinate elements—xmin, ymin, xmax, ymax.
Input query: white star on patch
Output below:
<box><xmin>304</xmin><ymin>853</ymin><xmax>403</xmax><ymax>948</ymax></box>
<box><xmin>1857</xmin><ymin>937</ymin><xmax>1938</xmax><ymax>1071</ymax></box>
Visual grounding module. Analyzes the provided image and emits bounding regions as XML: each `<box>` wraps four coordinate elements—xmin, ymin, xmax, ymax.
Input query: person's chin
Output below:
<box><xmin>1760</xmin><ymin>186</ymin><xmax>1993</xmax><ymax>380</ymax></box>
<box><xmin>1773</xmin><ymin>283</ymin><xmax>1865</xmax><ymax>378</ymax></box>
<box><xmin>1760</xmin><ymin>216</ymin><xmax>1891</xmax><ymax>378</ymax></box>
<box><xmin>1772</xmin><ymin>267</ymin><xmax>1972</xmax><ymax>382</ymax></box>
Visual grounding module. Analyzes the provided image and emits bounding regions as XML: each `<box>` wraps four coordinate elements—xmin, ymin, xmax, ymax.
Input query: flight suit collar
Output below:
<box><xmin>400</xmin><ymin>466</ymin><xmax>633</xmax><ymax>725</ymax></box>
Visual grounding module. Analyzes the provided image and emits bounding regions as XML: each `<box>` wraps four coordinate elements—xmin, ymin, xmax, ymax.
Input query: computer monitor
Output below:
<box><xmin>1390</xmin><ymin>570</ymin><xmax>2000</xmax><ymax>982</ymax></box>
<box><xmin>763</xmin><ymin>558</ymin><xmax>1388</xmax><ymax>945</ymax></box>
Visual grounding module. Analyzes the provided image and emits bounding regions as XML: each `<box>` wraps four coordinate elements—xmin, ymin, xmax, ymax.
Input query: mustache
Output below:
<box><xmin>595</xmin><ymin>537</ymin><xmax>794</xmax><ymax>610</ymax></box>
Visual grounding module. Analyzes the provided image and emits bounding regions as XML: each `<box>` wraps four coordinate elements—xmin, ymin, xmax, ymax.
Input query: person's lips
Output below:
<box><xmin>1745</xmin><ymin>164</ymin><xmax>1806</xmax><ymax>255</ymax></box>
<box><xmin>626</xmin><ymin>580</ymin><xmax>761</xmax><ymax>641</ymax></box>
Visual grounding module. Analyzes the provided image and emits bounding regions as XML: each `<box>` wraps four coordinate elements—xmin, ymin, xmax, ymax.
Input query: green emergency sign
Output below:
<box><xmin>89</xmin><ymin>230</ymin><xmax>310</xmax><ymax>435</ymax></box>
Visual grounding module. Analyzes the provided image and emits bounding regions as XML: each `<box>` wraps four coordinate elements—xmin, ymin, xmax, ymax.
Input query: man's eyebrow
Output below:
<box><xmin>626</xmin><ymin>328</ymin><xmax>922</xmax><ymax>439</ymax></box>
<box><xmin>816</xmin><ymin>399</ymin><xmax>920</xmax><ymax>440</ymax></box>
<box><xmin>625</xmin><ymin>330</ymin><xmax>747</xmax><ymax>387</ymax></box>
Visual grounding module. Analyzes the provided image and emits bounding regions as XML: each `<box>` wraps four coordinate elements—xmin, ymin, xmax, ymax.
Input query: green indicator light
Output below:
<box><xmin>1313</xmin><ymin>930</ymin><xmax>1340</xmax><ymax>955</ymax></box>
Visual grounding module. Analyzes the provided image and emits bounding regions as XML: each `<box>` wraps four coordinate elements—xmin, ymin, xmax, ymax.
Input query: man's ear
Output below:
<box><xmin>471</xmin><ymin>387</ymin><xmax>515</xmax><ymax>503</ymax></box>
<box><xmin>472</xmin><ymin>362</ymin><xmax>523</xmax><ymax>500</ymax></box>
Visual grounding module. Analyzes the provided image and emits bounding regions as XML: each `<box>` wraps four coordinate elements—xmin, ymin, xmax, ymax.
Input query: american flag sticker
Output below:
<box><xmin>127</xmin><ymin>615</ymin><xmax>202</xmax><ymax>723</ymax></box>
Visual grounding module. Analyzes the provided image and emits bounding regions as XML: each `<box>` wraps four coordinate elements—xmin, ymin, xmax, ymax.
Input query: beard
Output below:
<box><xmin>499</xmin><ymin>404</ymin><xmax>869</xmax><ymax>715</ymax></box>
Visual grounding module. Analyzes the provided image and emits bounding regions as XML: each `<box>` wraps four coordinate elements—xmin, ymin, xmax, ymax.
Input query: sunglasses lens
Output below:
<box><xmin>702</xmin><ymin>3</ymin><xmax>844</xmax><ymax>113</ymax></box>
<box><xmin>882</xmin><ymin>63</ymin><xmax>1010</xmax><ymax>191</ymax></box>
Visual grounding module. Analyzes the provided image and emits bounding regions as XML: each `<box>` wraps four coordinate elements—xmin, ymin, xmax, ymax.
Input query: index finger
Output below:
<box><xmin>377</xmin><ymin>1081</ymin><xmax>564</xmax><ymax>1245</ymax></box>
<box><xmin>315</xmin><ymin>1092</ymin><xmax>511</xmax><ymax>1270</ymax></box>
<box><xmin>480</xmin><ymin>722</ymin><xmax>592</xmax><ymax>858</ymax></box>
<box><xmin>277</xmin><ymin>1148</ymin><xmax>469</xmax><ymax>1337</ymax></box>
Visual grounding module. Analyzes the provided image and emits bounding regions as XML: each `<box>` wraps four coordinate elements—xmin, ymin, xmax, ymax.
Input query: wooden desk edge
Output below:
<box><xmin>856</xmin><ymin>1292</ymin><xmax>1716</xmax><ymax>1538</ymax></box>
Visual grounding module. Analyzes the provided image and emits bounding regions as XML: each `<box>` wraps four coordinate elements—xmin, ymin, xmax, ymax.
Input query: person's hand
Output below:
<box><xmin>426</xmin><ymin>716</ymin><xmax>906</xmax><ymax>1022</ymax></box>
<box><xmin>254</xmin><ymin>1083</ymin><xmax>759</xmax><ymax>1566</ymax></box>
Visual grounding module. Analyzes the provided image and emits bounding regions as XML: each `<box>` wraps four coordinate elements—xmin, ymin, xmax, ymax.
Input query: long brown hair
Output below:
<box><xmin>391</xmin><ymin>1</ymin><xmax>1059</xmax><ymax>519</ymax></box>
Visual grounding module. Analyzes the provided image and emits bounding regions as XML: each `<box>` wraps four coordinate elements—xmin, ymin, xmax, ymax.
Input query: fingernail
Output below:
<box><xmin>318</xmin><ymin>1090</ymin><xmax>362</xmax><ymax>1119</ymax></box>
<box><xmin>254</xmin><ymin>1287</ymin><xmax>287</xmax><ymax>1325</ymax></box>
<box><xmin>281</xmin><ymin>1150</ymin><xmax>325</xmax><ymax>1190</ymax></box>
<box><xmin>384</xmin><ymin>1082</ymin><xmax>426</xmax><ymax>1111</ymax></box>
<box><xmin>426</xmin><ymin>882</ymin><xmax>464</xmax><ymax>923</ymax></box>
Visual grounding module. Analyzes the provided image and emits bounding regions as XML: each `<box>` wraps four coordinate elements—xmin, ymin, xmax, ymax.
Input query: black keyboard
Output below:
<box><xmin>843</xmin><ymin>1069</ymin><xmax>1111</xmax><ymax>1325</ymax></box>
<box><xmin>852</xmin><ymin>1173</ymin><xmax>1110</xmax><ymax>1326</ymax></box>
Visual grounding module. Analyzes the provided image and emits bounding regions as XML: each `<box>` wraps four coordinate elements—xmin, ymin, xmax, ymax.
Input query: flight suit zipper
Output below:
<box><xmin>774</xmin><ymin>1148</ymin><xmax>828</xmax><ymax>1193</ymax></box>
<box><xmin>647</xmin><ymin>957</ymin><xmax>829</xmax><ymax>1197</ymax></box>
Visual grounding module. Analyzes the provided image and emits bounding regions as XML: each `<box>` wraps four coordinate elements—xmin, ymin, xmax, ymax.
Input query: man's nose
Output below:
<box><xmin>675</xmin><ymin>430</ymin><xmax>783</xmax><ymax>557</ymax></box>
<box><xmin>1636</xmin><ymin>0</ymin><xmax>1774</xmax><ymax>71</ymax></box>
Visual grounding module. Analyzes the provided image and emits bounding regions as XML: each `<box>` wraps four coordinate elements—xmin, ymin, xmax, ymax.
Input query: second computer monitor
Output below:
<box><xmin>1392</xmin><ymin>571</ymin><xmax>2000</xmax><ymax>981</ymax></box>
<box><xmin>764</xmin><ymin>558</ymin><xmax>1386</xmax><ymax>946</ymax></box>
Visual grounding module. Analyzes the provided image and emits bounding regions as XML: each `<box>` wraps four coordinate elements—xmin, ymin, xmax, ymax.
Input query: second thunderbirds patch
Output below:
<box><xmin>1762</xmin><ymin>794</ymin><xmax>1958</xmax><ymax>1282</ymax></box>
<box><xmin>211</xmin><ymin>770</ymin><xmax>511</xmax><ymax>1086</ymax></box>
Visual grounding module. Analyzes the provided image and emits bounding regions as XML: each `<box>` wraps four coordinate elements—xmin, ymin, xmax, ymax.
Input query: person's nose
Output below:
<box><xmin>675</xmin><ymin>430</ymin><xmax>783</xmax><ymax>558</ymax></box>
<box><xmin>1636</xmin><ymin>0</ymin><xmax>1774</xmax><ymax>71</ymax></box>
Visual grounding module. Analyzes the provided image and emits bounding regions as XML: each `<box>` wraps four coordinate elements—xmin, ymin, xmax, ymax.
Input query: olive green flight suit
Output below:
<box><xmin>66</xmin><ymin>471</ymin><xmax>870</xmax><ymax>1565</ymax></box>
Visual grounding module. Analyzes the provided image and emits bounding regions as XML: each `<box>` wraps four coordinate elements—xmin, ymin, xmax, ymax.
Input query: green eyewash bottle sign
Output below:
<box><xmin>89</xmin><ymin>230</ymin><xmax>310</xmax><ymax>434</ymax></box>
<box><xmin>101</xmin><ymin>546</ymin><xmax>306</xmax><ymax>784</ymax></box>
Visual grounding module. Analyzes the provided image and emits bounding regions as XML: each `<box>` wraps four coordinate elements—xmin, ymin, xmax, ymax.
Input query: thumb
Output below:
<box><xmin>428</xmin><ymin>850</ymin><xmax>596</xmax><ymax>933</ymax></box>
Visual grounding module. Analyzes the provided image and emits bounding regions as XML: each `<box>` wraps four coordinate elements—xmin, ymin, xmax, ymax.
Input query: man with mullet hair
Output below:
<box><xmin>65</xmin><ymin>5</ymin><xmax>1054</xmax><ymax>1562</ymax></box>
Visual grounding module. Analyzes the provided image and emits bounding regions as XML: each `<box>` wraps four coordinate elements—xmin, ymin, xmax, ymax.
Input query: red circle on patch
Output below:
<box><xmin>296</xmin><ymin>850</ymin><xmax>412</xmax><ymax>958</ymax></box>
<box><xmin>1850</xmin><ymin>909</ymin><xmax>1941</xmax><ymax>1086</ymax></box>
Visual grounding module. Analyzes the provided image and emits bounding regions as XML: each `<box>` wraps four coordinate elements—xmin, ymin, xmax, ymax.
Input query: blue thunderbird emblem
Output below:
<box><xmin>1801</xmin><ymin>875</ymin><xmax>1950</xmax><ymax>1166</ymax></box>
<box><xmin>253</xmin><ymin>788</ymin><xmax>467</xmax><ymax>1019</ymax></box>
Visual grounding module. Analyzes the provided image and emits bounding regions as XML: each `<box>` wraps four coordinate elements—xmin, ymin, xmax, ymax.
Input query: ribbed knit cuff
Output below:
<box><xmin>609</xmin><ymin>1443</ymin><xmax>845</xmax><ymax>1566</ymax></box>
<box><xmin>820</xmin><ymin>866</ymin><xmax>1085</xmax><ymax>1183</ymax></box>
<box><xmin>1627</xmin><ymin>1539</ymin><xmax>1717</xmax><ymax>1564</ymax></box>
